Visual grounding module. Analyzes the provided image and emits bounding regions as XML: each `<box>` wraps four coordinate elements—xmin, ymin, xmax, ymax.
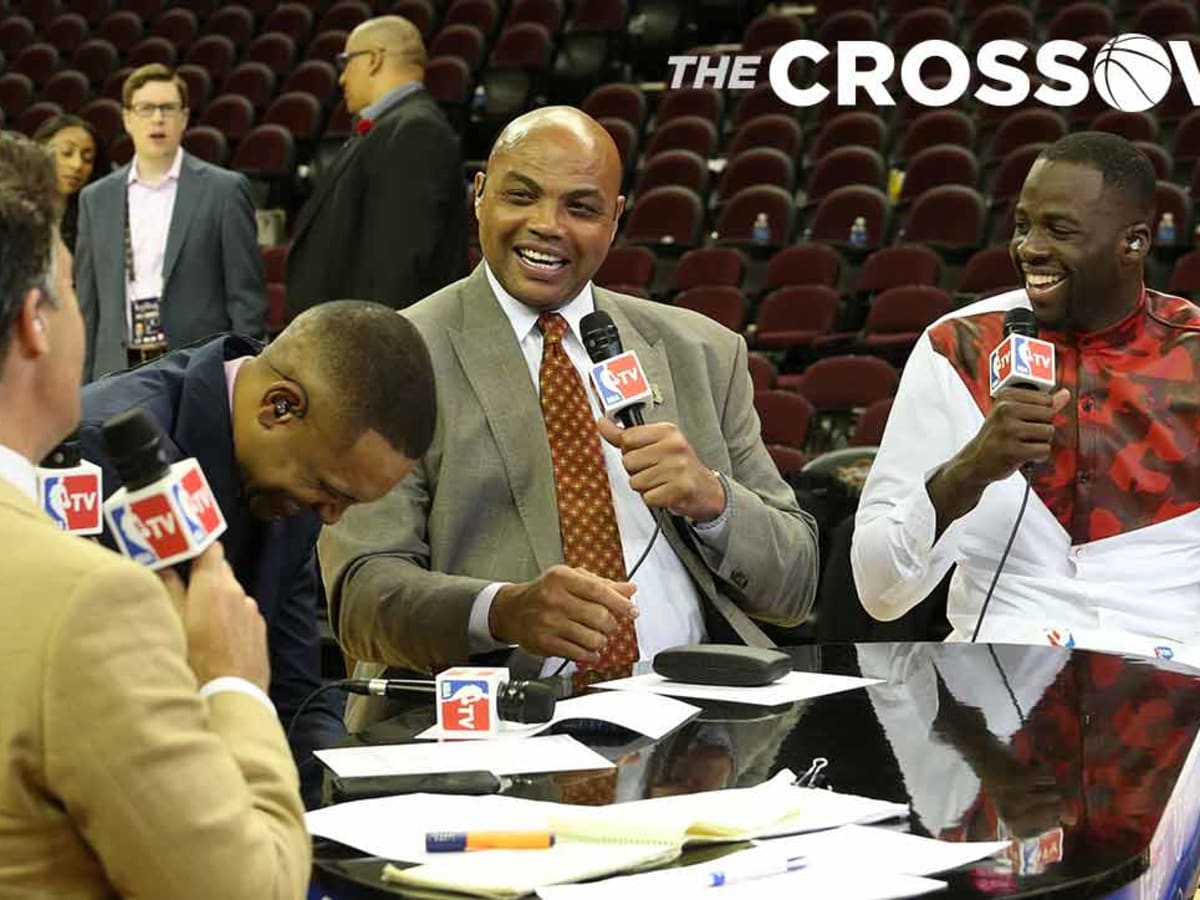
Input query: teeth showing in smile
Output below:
<box><xmin>1025</xmin><ymin>273</ymin><xmax>1065</xmax><ymax>289</ymax></box>
<box><xmin>517</xmin><ymin>248</ymin><xmax>567</xmax><ymax>270</ymax></box>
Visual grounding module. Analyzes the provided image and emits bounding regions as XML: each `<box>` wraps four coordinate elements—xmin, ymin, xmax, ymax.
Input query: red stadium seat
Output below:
<box><xmin>674</xmin><ymin>286</ymin><xmax>748</xmax><ymax>332</ymax></box>
<box><xmin>205</xmin><ymin>6</ymin><xmax>254</xmax><ymax>49</ymax></box>
<box><xmin>506</xmin><ymin>0</ymin><xmax>563</xmax><ymax>32</ymax></box>
<box><xmin>98</xmin><ymin>11</ymin><xmax>143</xmax><ymax>55</ymax></box>
<box><xmin>185</xmin><ymin>35</ymin><xmax>237</xmax><ymax>82</ymax></box>
<box><xmin>857</xmin><ymin>285</ymin><xmax>953</xmax><ymax>357</ymax></box>
<box><xmin>262</xmin><ymin>244</ymin><xmax>289</xmax><ymax>284</ymax></box>
<box><xmin>595</xmin><ymin>246</ymin><xmax>655</xmax><ymax>289</ymax></box>
<box><xmin>715</xmin><ymin>185</ymin><xmax>796</xmax><ymax>249</ymax></box>
<box><xmin>898</xmin><ymin>145</ymin><xmax>980</xmax><ymax>203</ymax></box>
<box><xmin>853</xmin><ymin>244</ymin><xmax>941</xmax><ymax>295</ymax></box>
<box><xmin>900</xmin><ymin>185</ymin><xmax>987</xmax><ymax>252</ymax></box>
<box><xmin>753</xmin><ymin>286</ymin><xmax>840</xmax><ymax>350</ymax></box>
<box><xmin>765</xmin><ymin>245</ymin><xmax>841</xmax><ymax>290</ymax></box>
<box><xmin>897</xmin><ymin>110</ymin><xmax>975</xmax><ymax>161</ymax></box>
<box><xmin>816</xmin><ymin>10</ymin><xmax>878</xmax><ymax>43</ymax></box>
<box><xmin>634</xmin><ymin>150</ymin><xmax>709</xmax><ymax>198</ymax></box>
<box><xmin>1045</xmin><ymin>1</ymin><xmax>1114</xmax><ymax>40</ymax></box>
<box><xmin>181</xmin><ymin>125</ymin><xmax>230</xmax><ymax>166</ymax></box>
<box><xmin>957</xmin><ymin>246</ymin><xmax>1021</xmax><ymax>296</ymax></box>
<box><xmin>306</xmin><ymin>30</ymin><xmax>350</xmax><ymax>66</ymax></box>
<box><xmin>200</xmin><ymin>94</ymin><xmax>256</xmax><ymax>144</ymax></box>
<box><xmin>656</xmin><ymin>87</ymin><xmax>723</xmax><ymax>127</ymax></box>
<box><xmin>808</xmin><ymin>185</ymin><xmax>889</xmax><ymax>249</ymax></box>
<box><xmin>743</xmin><ymin>13</ymin><xmax>806</xmax><ymax>52</ymax></box>
<box><xmin>443</xmin><ymin>0</ymin><xmax>500</xmax><ymax>34</ymax></box>
<box><xmin>263</xmin><ymin>4</ymin><xmax>315</xmax><ymax>45</ymax></box>
<box><xmin>810</xmin><ymin>111</ymin><xmax>887</xmax><ymax>162</ymax></box>
<box><xmin>803</xmin><ymin>147</ymin><xmax>886</xmax><ymax>207</ymax></box>
<box><xmin>283</xmin><ymin>61</ymin><xmax>338</xmax><ymax>108</ymax></box>
<box><xmin>748</xmin><ymin>354</ymin><xmax>776</xmax><ymax>391</ymax></box>
<box><xmin>582</xmin><ymin>84</ymin><xmax>647</xmax><ymax>133</ymax></box>
<box><xmin>81</xmin><ymin>98</ymin><xmax>123</xmax><ymax>148</ymax></box>
<box><xmin>724</xmin><ymin>114</ymin><xmax>803</xmax><ymax>160</ymax></box>
<box><xmin>319</xmin><ymin>0</ymin><xmax>373</xmax><ymax>34</ymax></box>
<box><xmin>428</xmin><ymin>25</ymin><xmax>486</xmax><ymax>72</ymax></box>
<box><xmin>150</xmin><ymin>8</ymin><xmax>199</xmax><ymax>53</ymax></box>
<box><xmin>623</xmin><ymin>186</ymin><xmax>705</xmax><ymax>249</ymax></box>
<box><xmin>71</xmin><ymin>40</ymin><xmax>118</xmax><ymax>87</ymax></box>
<box><xmin>849</xmin><ymin>397</ymin><xmax>893</xmax><ymax>446</ymax></box>
<box><xmin>645</xmin><ymin>115</ymin><xmax>718</xmax><ymax>160</ymax></box>
<box><xmin>40</xmin><ymin>69</ymin><xmax>89</xmax><ymax>112</ymax></box>
<box><xmin>44</xmin><ymin>12</ymin><xmax>88</xmax><ymax>56</ymax></box>
<box><xmin>716</xmin><ymin>148</ymin><xmax>795</xmax><ymax>206</ymax></box>
<box><xmin>989</xmin><ymin>143</ymin><xmax>1047</xmax><ymax>203</ymax></box>
<box><xmin>672</xmin><ymin>247</ymin><xmax>744</xmax><ymax>292</ymax></box>
<box><xmin>780</xmin><ymin>355</ymin><xmax>899</xmax><ymax>409</ymax></box>
<box><xmin>754</xmin><ymin>389</ymin><xmax>815</xmax><ymax>451</ymax></box>
<box><xmin>264</xmin><ymin>92</ymin><xmax>323</xmax><ymax>141</ymax></box>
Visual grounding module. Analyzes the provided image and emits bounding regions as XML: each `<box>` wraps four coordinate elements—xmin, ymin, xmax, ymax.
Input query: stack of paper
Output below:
<box><xmin>307</xmin><ymin>771</ymin><xmax>910</xmax><ymax>898</ymax></box>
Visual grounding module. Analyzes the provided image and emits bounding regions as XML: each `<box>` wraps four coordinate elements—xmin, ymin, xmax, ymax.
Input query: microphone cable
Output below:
<box><xmin>970</xmin><ymin>479</ymin><xmax>1031</xmax><ymax>643</ymax></box>
<box><xmin>286</xmin><ymin>677</ymin><xmax>434</xmax><ymax>743</ymax></box>
<box><xmin>549</xmin><ymin>507</ymin><xmax>661</xmax><ymax>679</ymax></box>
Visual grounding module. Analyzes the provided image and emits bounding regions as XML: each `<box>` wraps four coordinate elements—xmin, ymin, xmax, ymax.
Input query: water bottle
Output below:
<box><xmin>751</xmin><ymin>212</ymin><xmax>771</xmax><ymax>246</ymax></box>
<box><xmin>1157</xmin><ymin>212</ymin><xmax>1176</xmax><ymax>245</ymax></box>
<box><xmin>849</xmin><ymin>215</ymin><xmax>868</xmax><ymax>249</ymax></box>
<box><xmin>470</xmin><ymin>84</ymin><xmax>487</xmax><ymax>118</ymax></box>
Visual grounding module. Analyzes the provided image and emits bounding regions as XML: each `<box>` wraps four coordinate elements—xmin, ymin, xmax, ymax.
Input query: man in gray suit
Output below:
<box><xmin>320</xmin><ymin>108</ymin><xmax>819</xmax><ymax>730</ymax></box>
<box><xmin>75</xmin><ymin>64</ymin><xmax>266</xmax><ymax>382</ymax></box>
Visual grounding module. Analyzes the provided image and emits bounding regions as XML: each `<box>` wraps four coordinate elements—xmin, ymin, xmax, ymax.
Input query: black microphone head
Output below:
<box><xmin>497</xmin><ymin>680</ymin><xmax>557</xmax><ymax>724</ymax></box>
<box><xmin>100</xmin><ymin>407</ymin><xmax>171</xmax><ymax>492</ymax></box>
<box><xmin>580</xmin><ymin>310</ymin><xmax>623</xmax><ymax>363</ymax></box>
<box><xmin>40</xmin><ymin>429</ymin><xmax>82</xmax><ymax>468</ymax></box>
<box><xmin>1004</xmin><ymin>307</ymin><xmax>1038</xmax><ymax>338</ymax></box>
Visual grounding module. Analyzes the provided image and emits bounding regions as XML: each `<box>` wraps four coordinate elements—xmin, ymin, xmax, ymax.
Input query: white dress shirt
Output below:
<box><xmin>468</xmin><ymin>264</ymin><xmax>730</xmax><ymax>670</ymax></box>
<box><xmin>0</xmin><ymin>442</ymin><xmax>36</xmax><ymax>503</ymax></box>
<box><xmin>125</xmin><ymin>147</ymin><xmax>183</xmax><ymax>340</ymax></box>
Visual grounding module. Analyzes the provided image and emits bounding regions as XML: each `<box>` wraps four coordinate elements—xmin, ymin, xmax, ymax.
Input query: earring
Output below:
<box><xmin>274</xmin><ymin>399</ymin><xmax>290</xmax><ymax>417</ymax></box>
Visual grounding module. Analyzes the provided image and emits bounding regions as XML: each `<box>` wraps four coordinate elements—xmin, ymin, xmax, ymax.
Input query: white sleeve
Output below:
<box><xmin>852</xmin><ymin>331</ymin><xmax>983</xmax><ymax>622</ymax></box>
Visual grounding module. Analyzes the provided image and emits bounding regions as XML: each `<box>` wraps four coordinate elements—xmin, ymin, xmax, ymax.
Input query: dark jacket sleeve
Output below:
<box><xmin>219</xmin><ymin>172</ymin><xmax>268</xmax><ymax>340</ymax></box>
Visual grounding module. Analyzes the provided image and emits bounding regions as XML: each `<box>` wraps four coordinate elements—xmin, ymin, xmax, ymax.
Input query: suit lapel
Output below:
<box><xmin>162</xmin><ymin>155</ymin><xmax>201</xmax><ymax>287</ymax></box>
<box><xmin>448</xmin><ymin>268</ymin><xmax>563</xmax><ymax>570</ymax></box>
<box><xmin>593</xmin><ymin>291</ymin><xmax>678</xmax><ymax>427</ymax></box>
<box><xmin>291</xmin><ymin>134</ymin><xmax>367</xmax><ymax>242</ymax></box>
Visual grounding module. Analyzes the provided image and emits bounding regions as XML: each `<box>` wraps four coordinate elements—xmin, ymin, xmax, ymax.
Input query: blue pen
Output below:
<box><xmin>704</xmin><ymin>854</ymin><xmax>807</xmax><ymax>887</ymax></box>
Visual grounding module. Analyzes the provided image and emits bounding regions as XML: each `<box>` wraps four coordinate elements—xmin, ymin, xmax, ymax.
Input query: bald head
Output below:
<box><xmin>488</xmin><ymin>107</ymin><xmax>623</xmax><ymax>200</ymax></box>
<box><xmin>474</xmin><ymin>107</ymin><xmax>626</xmax><ymax>310</ymax></box>
<box><xmin>340</xmin><ymin>15</ymin><xmax>426</xmax><ymax>113</ymax></box>
<box><xmin>350</xmin><ymin>15</ymin><xmax>426</xmax><ymax>69</ymax></box>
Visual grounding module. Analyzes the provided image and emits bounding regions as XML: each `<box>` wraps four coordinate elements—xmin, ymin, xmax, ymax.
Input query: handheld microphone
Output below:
<box><xmin>99</xmin><ymin>408</ymin><xmax>227</xmax><ymax>570</ymax></box>
<box><xmin>35</xmin><ymin>431</ymin><xmax>103</xmax><ymax>535</ymax></box>
<box><xmin>988</xmin><ymin>308</ymin><xmax>1056</xmax><ymax>397</ymax></box>
<box><xmin>581</xmin><ymin>310</ymin><xmax>653</xmax><ymax>427</ymax></box>
<box><xmin>343</xmin><ymin>676</ymin><xmax>556</xmax><ymax>724</ymax></box>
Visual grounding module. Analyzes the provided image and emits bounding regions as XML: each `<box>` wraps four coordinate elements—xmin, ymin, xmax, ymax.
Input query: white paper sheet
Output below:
<box><xmin>414</xmin><ymin>690</ymin><xmax>702</xmax><ymax>741</ymax></box>
<box><xmin>308</xmin><ymin>793</ymin><xmax>555</xmax><ymax>864</ymax></box>
<box><xmin>305</xmin><ymin>771</ymin><xmax>909</xmax><ymax>867</ymax></box>
<box><xmin>314</xmin><ymin>734</ymin><xmax>615</xmax><ymax>779</ymax></box>
<box><xmin>536</xmin><ymin>855</ymin><xmax>946</xmax><ymax>900</ymax></box>
<box><xmin>756</xmin><ymin>825</ymin><xmax>1009</xmax><ymax>875</ymax></box>
<box><xmin>592</xmin><ymin>671</ymin><xmax>882</xmax><ymax>706</ymax></box>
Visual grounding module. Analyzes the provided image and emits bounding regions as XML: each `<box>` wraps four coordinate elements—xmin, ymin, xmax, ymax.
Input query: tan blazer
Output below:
<box><xmin>0</xmin><ymin>478</ymin><xmax>310</xmax><ymax>899</ymax></box>
<box><xmin>320</xmin><ymin>267</ymin><xmax>819</xmax><ymax>730</ymax></box>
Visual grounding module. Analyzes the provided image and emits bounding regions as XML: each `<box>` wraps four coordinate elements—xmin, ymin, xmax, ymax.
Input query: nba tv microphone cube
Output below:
<box><xmin>588</xmin><ymin>350</ymin><xmax>652</xmax><ymax>419</ymax></box>
<box><xmin>35</xmin><ymin>460</ymin><xmax>104</xmax><ymax>536</ymax></box>
<box><xmin>435</xmin><ymin>666</ymin><xmax>508</xmax><ymax>736</ymax></box>
<box><xmin>102</xmin><ymin>458</ymin><xmax>227</xmax><ymax>570</ymax></box>
<box><xmin>989</xmin><ymin>334</ymin><xmax>1056</xmax><ymax>397</ymax></box>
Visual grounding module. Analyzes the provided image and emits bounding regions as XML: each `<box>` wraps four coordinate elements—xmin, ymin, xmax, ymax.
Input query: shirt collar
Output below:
<box><xmin>1041</xmin><ymin>285</ymin><xmax>1147</xmax><ymax>350</ymax></box>
<box><xmin>483</xmin><ymin>262</ymin><xmax>595</xmax><ymax>346</ymax></box>
<box><xmin>128</xmin><ymin>147</ymin><xmax>184</xmax><ymax>185</ymax></box>
<box><xmin>0</xmin><ymin>442</ymin><xmax>37</xmax><ymax>503</ymax></box>
<box><xmin>358</xmin><ymin>80</ymin><xmax>424</xmax><ymax>124</ymax></box>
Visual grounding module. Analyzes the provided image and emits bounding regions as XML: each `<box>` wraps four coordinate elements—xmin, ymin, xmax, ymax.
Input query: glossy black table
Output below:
<box><xmin>311</xmin><ymin>642</ymin><xmax>1200</xmax><ymax>899</ymax></box>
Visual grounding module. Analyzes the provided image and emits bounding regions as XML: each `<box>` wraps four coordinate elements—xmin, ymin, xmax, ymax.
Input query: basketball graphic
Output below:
<box><xmin>1092</xmin><ymin>34</ymin><xmax>1173</xmax><ymax>112</ymax></box>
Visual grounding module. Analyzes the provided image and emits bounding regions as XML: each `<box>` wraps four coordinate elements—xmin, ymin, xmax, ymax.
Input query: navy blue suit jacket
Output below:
<box><xmin>78</xmin><ymin>334</ymin><xmax>345</xmax><ymax>803</ymax></box>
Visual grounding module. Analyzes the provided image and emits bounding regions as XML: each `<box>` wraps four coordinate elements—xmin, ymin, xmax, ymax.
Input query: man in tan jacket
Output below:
<box><xmin>0</xmin><ymin>136</ymin><xmax>310</xmax><ymax>895</ymax></box>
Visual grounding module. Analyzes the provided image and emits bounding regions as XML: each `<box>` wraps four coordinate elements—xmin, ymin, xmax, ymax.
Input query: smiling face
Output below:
<box><xmin>475</xmin><ymin>112</ymin><xmax>625</xmax><ymax>310</ymax></box>
<box><xmin>1011</xmin><ymin>159</ymin><xmax>1147</xmax><ymax>332</ymax></box>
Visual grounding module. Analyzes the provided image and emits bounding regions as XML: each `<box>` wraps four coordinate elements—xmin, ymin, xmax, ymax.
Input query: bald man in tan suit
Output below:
<box><xmin>0</xmin><ymin>134</ymin><xmax>309</xmax><ymax>897</ymax></box>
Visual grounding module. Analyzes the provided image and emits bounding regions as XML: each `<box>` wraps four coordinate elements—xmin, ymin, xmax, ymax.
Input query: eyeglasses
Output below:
<box><xmin>127</xmin><ymin>102</ymin><xmax>185</xmax><ymax>119</ymax></box>
<box><xmin>334</xmin><ymin>47</ymin><xmax>394</xmax><ymax>73</ymax></box>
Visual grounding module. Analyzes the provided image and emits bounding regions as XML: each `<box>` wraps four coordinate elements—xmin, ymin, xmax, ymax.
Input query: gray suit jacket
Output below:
<box><xmin>75</xmin><ymin>152</ymin><xmax>266</xmax><ymax>382</ymax></box>
<box><xmin>319</xmin><ymin>266</ymin><xmax>819</xmax><ymax>729</ymax></box>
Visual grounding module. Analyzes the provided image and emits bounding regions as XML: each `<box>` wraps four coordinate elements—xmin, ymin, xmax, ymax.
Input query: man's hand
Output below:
<box><xmin>159</xmin><ymin>543</ymin><xmax>270</xmax><ymax>692</ymax></box>
<box><xmin>928</xmin><ymin>387</ymin><xmax>1070</xmax><ymax>536</ymax></box>
<box><xmin>489</xmin><ymin>565</ymin><xmax>638</xmax><ymax>661</ymax></box>
<box><xmin>596</xmin><ymin>416</ymin><xmax>726</xmax><ymax>522</ymax></box>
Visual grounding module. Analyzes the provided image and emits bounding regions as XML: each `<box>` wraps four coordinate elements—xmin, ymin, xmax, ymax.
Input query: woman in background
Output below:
<box><xmin>33</xmin><ymin>115</ymin><xmax>99</xmax><ymax>250</ymax></box>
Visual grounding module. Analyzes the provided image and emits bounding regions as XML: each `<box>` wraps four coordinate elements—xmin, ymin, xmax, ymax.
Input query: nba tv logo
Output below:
<box><xmin>667</xmin><ymin>32</ymin><xmax>1200</xmax><ymax>112</ymax></box>
<box><xmin>439</xmin><ymin>679</ymin><xmax>492</xmax><ymax>731</ymax></box>
<box><xmin>590</xmin><ymin>350</ymin><xmax>652</xmax><ymax>415</ymax></box>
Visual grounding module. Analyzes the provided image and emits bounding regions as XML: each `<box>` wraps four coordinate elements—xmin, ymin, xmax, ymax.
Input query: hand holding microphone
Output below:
<box><xmin>582</xmin><ymin>311</ymin><xmax>725</xmax><ymax>523</ymax></box>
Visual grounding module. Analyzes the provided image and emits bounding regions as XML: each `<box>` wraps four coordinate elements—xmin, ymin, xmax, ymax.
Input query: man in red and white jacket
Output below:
<box><xmin>854</xmin><ymin>132</ymin><xmax>1200</xmax><ymax>661</ymax></box>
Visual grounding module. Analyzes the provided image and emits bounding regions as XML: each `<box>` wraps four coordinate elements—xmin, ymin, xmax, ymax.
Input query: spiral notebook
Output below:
<box><xmin>367</xmin><ymin>771</ymin><xmax>908</xmax><ymax>898</ymax></box>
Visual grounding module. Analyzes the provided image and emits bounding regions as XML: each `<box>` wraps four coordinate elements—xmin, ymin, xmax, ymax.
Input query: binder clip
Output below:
<box><xmin>794</xmin><ymin>757</ymin><xmax>828</xmax><ymax>789</ymax></box>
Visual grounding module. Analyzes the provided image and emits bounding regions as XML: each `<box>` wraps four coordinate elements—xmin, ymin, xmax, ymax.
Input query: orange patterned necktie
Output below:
<box><xmin>537</xmin><ymin>312</ymin><xmax>638</xmax><ymax>681</ymax></box>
